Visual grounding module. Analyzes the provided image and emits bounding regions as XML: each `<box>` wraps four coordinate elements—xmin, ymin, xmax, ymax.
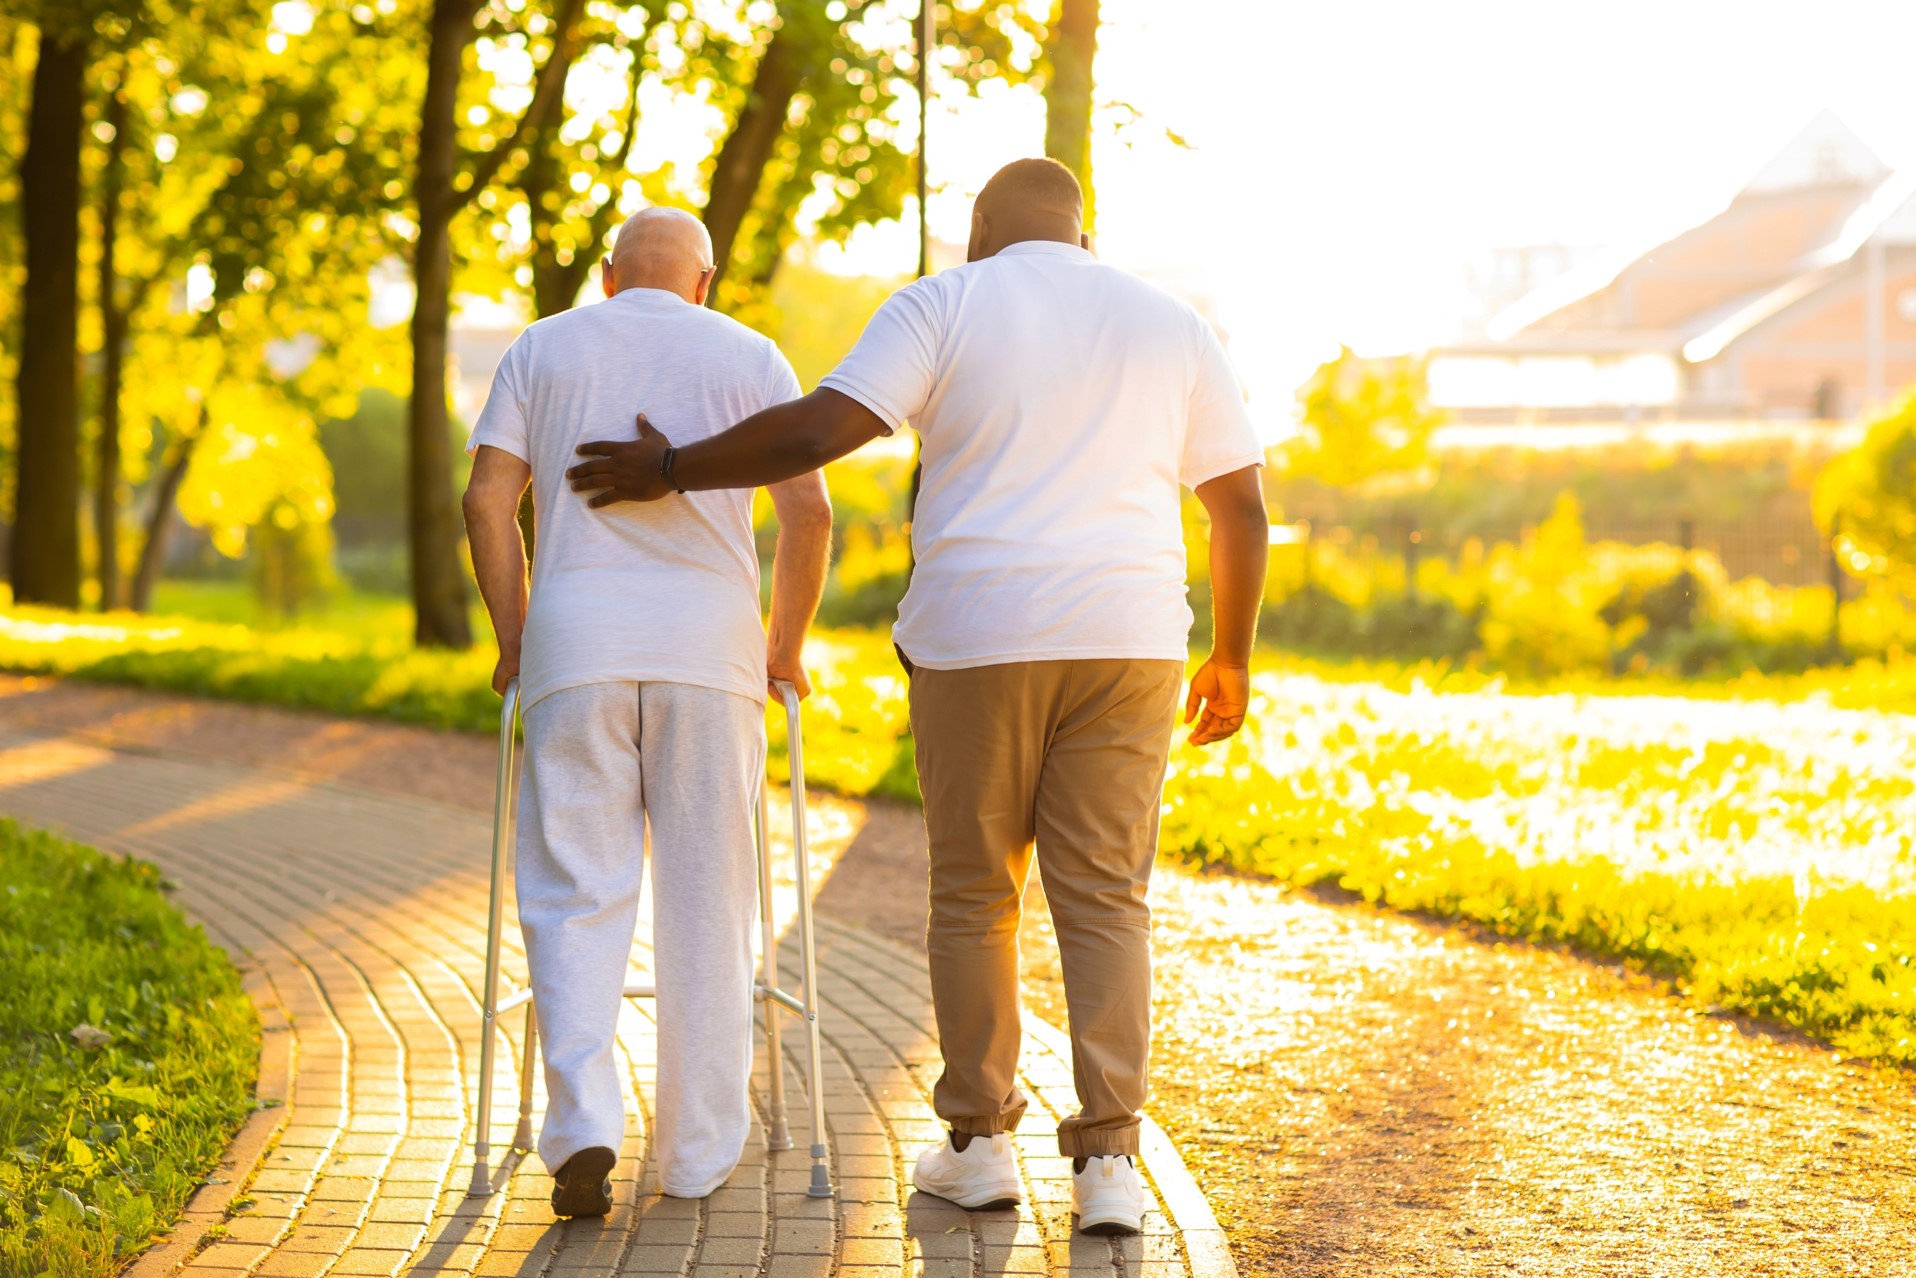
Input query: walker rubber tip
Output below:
<box><xmin>807</xmin><ymin>1164</ymin><xmax>833</xmax><ymax>1198</ymax></box>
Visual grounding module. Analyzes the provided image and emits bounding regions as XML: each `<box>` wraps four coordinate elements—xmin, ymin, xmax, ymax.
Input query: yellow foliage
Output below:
<box><xmin>177</xmin><ymin>384</ymin><xmax>336</xmax><ymax>560</ymax></box>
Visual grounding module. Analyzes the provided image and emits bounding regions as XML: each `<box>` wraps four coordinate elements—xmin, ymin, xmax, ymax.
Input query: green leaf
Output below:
<box><xmin>105</xmin><ymin>1078</ymin><xmax>161</xmax><ymax>1110</ymax></box>
<box><xmin>45</xmin><ymin>1187</ymin><xmax>87</xmax><ymax>1223</ymax></box>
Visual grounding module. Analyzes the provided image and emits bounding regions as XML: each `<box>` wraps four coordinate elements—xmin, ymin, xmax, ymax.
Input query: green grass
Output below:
<box><xmin>1160</xmin><ymin>671</ymin><xmax>1916</xmax><ymax>1066</ymax></box>
<box><xmin>0</xmin><ymin>821</ymin><xmax>258</xmax><ymax>1276</ymax></box>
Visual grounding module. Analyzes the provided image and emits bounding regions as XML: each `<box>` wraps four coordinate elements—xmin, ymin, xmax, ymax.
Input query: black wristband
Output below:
<box><xmin>661</xmin><ymin>445</ymin><xmax>685</xmax><ymax>494</ymax></box>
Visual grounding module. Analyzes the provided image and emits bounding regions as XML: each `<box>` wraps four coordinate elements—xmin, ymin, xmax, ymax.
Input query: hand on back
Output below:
<box><xmin>567</xmin><ymin>412</ymin><xmax>674</xmax><ymax>506</ymax></box>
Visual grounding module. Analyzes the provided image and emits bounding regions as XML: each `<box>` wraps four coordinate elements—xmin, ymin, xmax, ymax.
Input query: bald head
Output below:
<box><xmin>602</xmin><ymin>207</ymin><xmax>717</xmax><ymax>304</ymax></box>
<box><xmin>968</xmin><ymin>158</ymin><xmax>1087</xmax><ymax>262</ymax></box>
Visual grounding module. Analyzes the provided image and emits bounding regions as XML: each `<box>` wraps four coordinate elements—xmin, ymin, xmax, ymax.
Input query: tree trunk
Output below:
<box><xmin>1043</xmin><ymin>0</ymin><xmax>1099</xmax><ymax>232</ymax></box>
<box><xmin>95</xmin><ymin>85</ymin><xmax>128</xmax><ymax>611</ymax></box>
<box><xmin>10</xmin><ymin>30</ymin><xmax>86</xmax><ymax>608</ymax></box>
<box><xmin>703</xmin><ymin>29</ymin><xmax>802</xmax><ymax>299</ymax></box>
<box><xmin>129</xmin><ymin>415</ymin><xmax>202</xmax><ymax>613</ymax></box>
<box><xmin>406</xmin><ymin>0</ymin><xmax>477</xmax><ymax>648</ymax></box>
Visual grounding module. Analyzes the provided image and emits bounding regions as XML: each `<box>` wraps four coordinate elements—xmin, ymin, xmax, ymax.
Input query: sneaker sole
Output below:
<box><xmin>1078</xmin><ymin>1215</ymin><xmax>1142</xmax><ymax>1236</ymax></box>
<box><xmin>551</xmin><ymin>1146</ymin><xmax>617</xmax><ymax>1218</ymax></box>
<box><xmin>911</xmin><ymin>1178</ymin><xmax>1024</xmax><ymax>1212</ymax></box>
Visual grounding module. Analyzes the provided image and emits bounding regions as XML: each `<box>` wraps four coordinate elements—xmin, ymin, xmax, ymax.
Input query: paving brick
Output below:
<box><xmin>703</xmin><ymin>1212</ymin><xmax>765</xmax><ymax>1238</ymax></box>
<box><xmin>982</xmin><ymin>1244</ymin><xmax>1050</xmax><ymax>1273</ymax></box>
<box><xmin>623</xmin><ymin>1242</ymin><xmax>696</xmax><ymax>1273</ymax></box>
<box><xmin>770</xmin><ymin>1218</ymin><xmax>835</xmax><ymax>1255</ymax></box>
<box><xmin>352</xmin><ymin>1220</ymin><xmax>428</xmax><ymax>1250</ymax></box>
<box><xmin>327</xmin><ymin>1247</ymin><xmax>411</xmax><ymax>1276</ymax></box>
<box><xmin>840</xmin><ymin>1237</ymin><xmax>906</xmax><ymax>1267</ymax></box>
<box><xmin>364</xmin><ymin>1196</ymin><xmax>437</xmax><ymax>1224</ymax></box>
<box><xmin>276</xmin><ymin>1224</ymin><xmax>358</xmax><ymax>1252</ymax></box>
<box><xmin>191</xmin><ymin>1242</ymin><xmax>274</xmax><ymax>1270</ymax></box>
<box><xmin>906</xmin><ymin>1262</ymin><xmax>971</xmax><ymax>1278</ymax></box>
<box><xmin>253</xmin><ymin>1251</ymin><xmax>335</xmax><ymax>1278</ymax></box>
<box><xmin>217</xmin><ymin>1214</ymin><xmax>291</xmax><ymax>1245</ymax></box>
<box><xmin>696</xmin><ymin>1236</ymin><xmax>764</xmax><ymax>1266</ymax></box>
<box><xmin>838</xmin><ymin>1201</ymin><xmax>902</xmax><ymax>1238</ymax></box>
<box><xmin>472</xmin><ymin>1249</ymin><xmax>544</xmax><ymax>1276</ymax></box>
<box><xmin>766</xmin><ymin>1257</ymin><xmax>833</xmax><ymax>1278</ymax></box>
<box><xmin>309</xmin><ymin>1176</ymin><xmax>379</xmax><ymax>1202</ymax></box>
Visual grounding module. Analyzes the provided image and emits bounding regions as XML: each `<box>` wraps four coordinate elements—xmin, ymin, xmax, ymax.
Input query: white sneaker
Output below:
<box><xmin>1073</xmin><ymin>1155</ymin><xmax>1144</xmax><ymax>1235</ymax></box>
<box><xmin>911</xmin><ymin>1134</ymin><xmax>1023</xmax><ymax>1210</ymax></box>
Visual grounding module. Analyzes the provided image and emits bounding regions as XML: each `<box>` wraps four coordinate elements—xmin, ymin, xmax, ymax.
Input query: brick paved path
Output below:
<box><xmin>0</xmin><ymin>726</ymin><xmax>1231</xmax><ymax>1278</ymax></box>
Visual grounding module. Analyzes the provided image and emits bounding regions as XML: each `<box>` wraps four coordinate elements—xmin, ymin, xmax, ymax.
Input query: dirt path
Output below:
<box><xmin>5</xmin><ymin>675</ymin><xmax>1914</xmax><ymax>1276</ymax></box>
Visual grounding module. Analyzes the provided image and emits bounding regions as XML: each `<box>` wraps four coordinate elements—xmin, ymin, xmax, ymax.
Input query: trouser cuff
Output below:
<box><xmin>950</xmin><ymin>1116</ymin><xmax>1021</xmax><ymax>1138</ymax></box>
<box><xmin>1058</xmin><ymin>1127</ymin><xmax>1140</xmax><ymax>1158</ymax></box>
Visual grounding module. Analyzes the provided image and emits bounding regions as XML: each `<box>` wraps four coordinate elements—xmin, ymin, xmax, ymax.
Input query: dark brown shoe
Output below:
<box><xmin>551</xmin><ymin>1146</ymin><xmax>617</xmax><ymax>1218</ymax></box>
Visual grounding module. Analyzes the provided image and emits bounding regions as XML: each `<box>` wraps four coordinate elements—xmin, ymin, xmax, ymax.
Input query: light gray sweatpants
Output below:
<box><xmin>516</xmin><ymin>679</ymin><xmax>764</xmax><ymax>1198</ymax></box>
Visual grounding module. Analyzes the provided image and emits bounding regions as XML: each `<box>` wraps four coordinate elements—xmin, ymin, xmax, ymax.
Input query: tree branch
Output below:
<box><xmin>453</xmin><ymin>0</ymin><xmax>588</xmax><ymax>215</ymax></box>
<box><xmin>608</xmin><ymin>35</ymin><xmax>646</xmax><ymax>170</ymax></box>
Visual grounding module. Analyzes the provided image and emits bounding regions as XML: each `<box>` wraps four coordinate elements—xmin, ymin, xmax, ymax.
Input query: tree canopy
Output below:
<box><xmin>0</xmin><ymin>0</ymin><xmax>1087</xmax><ymax>626</ymax></box>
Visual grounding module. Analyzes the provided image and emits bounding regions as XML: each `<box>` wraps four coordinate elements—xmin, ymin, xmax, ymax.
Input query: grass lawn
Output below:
<box><xmin>1</xmin><ymin>586</ymin><xmax>1911</xmax><ymax>1068</ymax></box>
<box><xmin>1164</xmin><ymin>671</ymin><xmax>1916</xmax><ymax>1067</ymax></box>
<box><xmin>0</xmin><ymin>821</ymin><xmax>258</xmax><ymax>1276</ymax></box>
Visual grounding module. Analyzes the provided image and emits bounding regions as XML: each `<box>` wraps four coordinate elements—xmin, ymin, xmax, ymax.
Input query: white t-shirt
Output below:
<box><xmin>819</xmin><ymin>240</ymin><xmax>1264</xmax><ymax>670</ymax></box>
<box><xmin>467</xmin><ymin>287</ymin><xmax>802</xmax><ymax>710</ymax></box>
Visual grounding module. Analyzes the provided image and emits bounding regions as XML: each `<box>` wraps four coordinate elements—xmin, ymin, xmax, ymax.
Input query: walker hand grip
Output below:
<box><xmin>771</xmin><ymin>678</ymin><xmax>801</xmax><ymax>718</ymax></box>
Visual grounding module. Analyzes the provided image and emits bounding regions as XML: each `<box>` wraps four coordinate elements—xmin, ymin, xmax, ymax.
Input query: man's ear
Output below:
<box><xmin>1080</xmin><ymin>231</ymin><xmax>1090</xmax><ymax>251</ymax></box>
<box><xmin>601</xmin><ymin>257</ymin><xmax>616</xmax><ymax>298</ymax></box>
<box><xmin>693</xmin><ymin>267</ymin><xmax>713</xmax><ymax>307</ymax></box>
<box><xmin>966</xmin><ymin>210</ymin><xmax>987</xmax><ymax>263</ymax></box>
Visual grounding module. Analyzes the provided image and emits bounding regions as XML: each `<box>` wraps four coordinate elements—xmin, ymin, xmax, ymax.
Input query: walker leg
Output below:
<box><xmin>469</xmin><ymin>1012</ymin><xmax>496</xmax><ymax>1196</ymax></box>
<box><xmin>756</xmin><ymin>782</ymin><xmax>793</xmax><ymax>1151</ymax></box>
<box><xmin>469</xmin><ymin>680</ymin><xmax>523</xmax><ymax>1198</ymax></box>
<box><xmin>513</xmin><ymin>1001</ymin><xmax>538</xmax><ymax>1151</ymax></box>
<box><xmin>781</xmin><ymin>685</ymin><xmax>833</xmax><ymax>1199</ymax></box>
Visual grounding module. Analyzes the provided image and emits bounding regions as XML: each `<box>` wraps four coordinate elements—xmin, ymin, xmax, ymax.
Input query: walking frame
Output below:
<box><xmin>467</xmin><ymin>677</ymin><xmax>832</xmax><ymax>1200</ymax></box>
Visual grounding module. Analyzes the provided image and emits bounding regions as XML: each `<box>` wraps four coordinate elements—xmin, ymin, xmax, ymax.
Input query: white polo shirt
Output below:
<box><xmin>467</xmin><ymin>287</ymin><xmax>802</xmax><ymax>709</ymax></box>
<box><xmin>819</xmin><ymin>240</ymin><xmax>1264</xmax><ymax>670</ymax></box>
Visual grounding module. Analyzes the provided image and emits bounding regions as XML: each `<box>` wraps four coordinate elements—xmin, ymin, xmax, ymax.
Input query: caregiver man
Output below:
<box><xmin>462</xmin><ymin>207</ymin><xmax>831</xmax><ymax>1216</ymax></box>
<box><xmin>564</xmin><ymin>159</ymin><xmax>1268</xmax><ymax>1235</ymax></box>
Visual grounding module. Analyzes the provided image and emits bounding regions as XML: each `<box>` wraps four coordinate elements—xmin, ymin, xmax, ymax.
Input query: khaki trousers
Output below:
<box><xmin>908</xmin><ymin>657</ymin><xmax>1184</xmax><ymax>1157</ymax></box>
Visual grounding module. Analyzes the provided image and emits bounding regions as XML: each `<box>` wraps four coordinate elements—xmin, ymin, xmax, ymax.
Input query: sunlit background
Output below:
<box><xmin>6</xmin><ymin>7</ymin><xmax>1916</xmax><ymax>1273</ymax></box>
<box><xmin>440</xmin><ymin>0</ymin><xmax>1916</xmax><ymax>438</ymax></box>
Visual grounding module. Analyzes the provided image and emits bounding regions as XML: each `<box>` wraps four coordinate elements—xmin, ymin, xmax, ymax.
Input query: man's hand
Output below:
<box><xmin>767</xmin><ymin>648</ymin><xmax>812</xmax><ymax>701</ymax></box>
<box><xmin>1184</xmin><ymin>656</ymin><xmax>1250</xmax><ymax>746</ymax></box>
<box><xmin>492</xmin><ymin>649</ymin><xmax>521</xmax><ymax>697</ymax></box>
<box><xmin>566</xmin><ymin>412</ymin><xmax>675</xmax><ymax>507</ymax></box>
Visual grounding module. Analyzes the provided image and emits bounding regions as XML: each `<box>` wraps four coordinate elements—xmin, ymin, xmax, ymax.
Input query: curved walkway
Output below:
<box><xmin>0</xmin><ymin>718</ymin><xmax>1228</xmax><ymax>1278</ymax></box>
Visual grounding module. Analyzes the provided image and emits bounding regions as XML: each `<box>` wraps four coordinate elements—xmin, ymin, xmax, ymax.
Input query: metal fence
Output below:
<box><xmin>1270</xmin><ymin>515</ymin><xmax>1878</xmax><ymax>639</ymax></box>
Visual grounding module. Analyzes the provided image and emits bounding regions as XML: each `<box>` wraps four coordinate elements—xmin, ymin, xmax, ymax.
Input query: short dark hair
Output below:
<box><xmin>978</xmin><ymin>157</ymin><xmax>1083</xmax><ymax>217</ymax></box>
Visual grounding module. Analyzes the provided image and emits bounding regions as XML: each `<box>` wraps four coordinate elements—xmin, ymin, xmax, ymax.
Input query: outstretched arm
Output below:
<box><xmin>566</xmin><ymin>388</ymin><xmax>889</xmax><ymax>506</ymax></box>
<box><xmin>462</xmin><ymin>445</ymin><xmax>534</xmax><ymax>695</ymax></box>
<box><xmin>1185</xmin><ymin>464</ymin><xmax>1268</xmax><ymax>745</ymax></box>
<box><xmin>764</xmin><ymin>469</ymin><xmax>833</xmax><ymax>699</ymax></box>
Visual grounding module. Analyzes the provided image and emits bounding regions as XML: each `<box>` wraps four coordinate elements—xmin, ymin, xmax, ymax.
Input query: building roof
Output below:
<box><xmin>1739</xmin><ymin>109</ymin><xmax>1889</xmax><ymax>196</ymax></box>
<box><xmin>1486</xmin><ymin>112</ymin><xmax>1891</xmax><ymax>344</ymax></box>
<box><xmin>1682</xmin><ymin>171</ymin><xmax>1916</xmax><ymax>362</ymax></box>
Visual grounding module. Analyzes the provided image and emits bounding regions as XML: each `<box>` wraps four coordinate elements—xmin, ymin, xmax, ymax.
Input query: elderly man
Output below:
<box><xmin>461</xmin><ymin>207</ymin><xmax>831</xmax><ymax>1215</ymax></box>
<box><xmin>565</xmin><ymin>159</ymin><xmax>1268</xmax><ymax>1235</ymax></box>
